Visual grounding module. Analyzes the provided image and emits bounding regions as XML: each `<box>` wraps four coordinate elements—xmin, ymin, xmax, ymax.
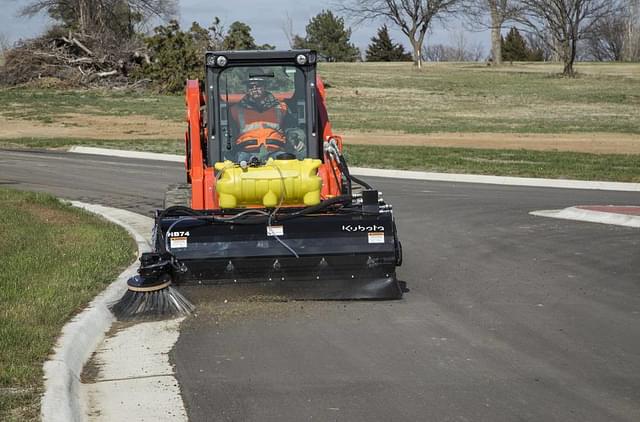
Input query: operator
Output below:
<box><xmin>230</xmin><ymin>76</ymin><xmax>305</xmax><ymax>161</ymax></box>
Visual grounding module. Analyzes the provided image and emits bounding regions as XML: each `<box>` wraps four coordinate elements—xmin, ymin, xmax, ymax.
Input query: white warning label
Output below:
<box><xmin>170</xmin><ymin>237</ymin><xmax>188</xmax><ymax>248</ymax></box>
<box><xmin>368</xmin><ymin>232</ymin><xmax>385</xmax><ymax>244</ymax></box>
<box><xmin>267</xmin><ymin>225</ymin><xmax>284</xmax><ymax>236</ymax></box>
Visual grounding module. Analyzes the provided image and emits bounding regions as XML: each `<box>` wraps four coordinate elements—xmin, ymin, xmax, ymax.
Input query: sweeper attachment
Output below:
<box><xmin>111</xmin><ymin>50</ymin><xmax>403</xmax><ymax>319</ymax></box>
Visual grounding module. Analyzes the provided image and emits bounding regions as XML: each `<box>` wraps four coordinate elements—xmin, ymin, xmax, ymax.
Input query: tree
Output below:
<box><xmin>20</xmin><ymin>0</ymin><xmax>177</xmax><ymax>36</ymax></box>
<box><xmin>299</xmin><ymin>10</ymin><xmax>360</xmax><ymax>61</ymax></box>
<box><xmin>502</xmin><ymin>27</ymin><xmax>529</xmax><ymax>60</ymax></box>
<box><xmin>624</xmin><ymin>0</ymin><xmax>640</xmax><ymax>61</ymax></box>
<box><xmin>222</xmin><ymin>21</ymin><xmax>274</xmax><ymax>51</ymax></box>
<box><xmin>465</xmin><ymin>1</ymin><xmax>521</xmax><ymax>64</ymax></box>
<box><xmin>423</xmin><ymin>31</ymin><xmax>484</xmax><ymax>61</ymax></box>
<box><xmin>366</xmin><ymin>25</ymin><xmax>413</xmax><ymax>61</ymax></box>
<box><xmin>0</xmin><ymin>32</ymin><xmax>9</xmax><ymax>55</ymax></box>
<box><xmin>223</xmin><ymin>21</ymin><xmax>256</xmax><ymax>50</ymax></box>
<box><xmin>341</xmin><ymin>0</ymin><xmax>462</xmax><ymax>68</ymax></box>
<box><xmin>584</xmin><ymin>9</ymin><xmax>628</xmax><ymax>61</ymax></box>
<box><xmin>516</xmin><ymin>0</ymin><xmax>624</xmax><ymax>76</ymax></box>
<box><xmin>136</xmin><ymin>20</ymin><xmax>203</xmax><ymax>93</ymax></box>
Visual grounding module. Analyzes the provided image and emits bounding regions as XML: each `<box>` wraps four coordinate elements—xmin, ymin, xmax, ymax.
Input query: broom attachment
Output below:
<box><xmin>110</xmin><ymin>252</ymin><xmax>194</xmax><ymax>320</ymax></box>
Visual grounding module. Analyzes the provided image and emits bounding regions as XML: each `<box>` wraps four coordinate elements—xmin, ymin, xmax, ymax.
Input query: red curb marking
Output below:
<box><xmin>576</xmin><ymin>205</ymin><xmax>640</xmax><ymax>216</ymax></box>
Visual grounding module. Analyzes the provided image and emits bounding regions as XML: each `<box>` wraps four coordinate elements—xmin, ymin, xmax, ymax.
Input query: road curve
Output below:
<box><xmin>2</xmin><ymin>149</ymin><xmax>639</xmax><ymax>422</ymax></box>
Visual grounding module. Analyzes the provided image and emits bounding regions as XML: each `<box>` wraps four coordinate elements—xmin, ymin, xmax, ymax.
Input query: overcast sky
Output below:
<box><xmin>1</xmin><ymin>0</ymin><xmax>488</xmax><ymax>53</ymax></box>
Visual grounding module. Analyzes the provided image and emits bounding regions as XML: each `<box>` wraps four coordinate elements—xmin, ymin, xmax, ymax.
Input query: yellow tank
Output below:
<box><xmin>214</xmin><ymin>158</ymin><xmax>323</xmax><ymax>208</ymax></box>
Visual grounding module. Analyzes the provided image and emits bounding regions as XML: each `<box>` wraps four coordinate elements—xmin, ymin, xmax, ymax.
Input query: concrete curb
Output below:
<box><xmin>40</xmin><ymin>202</ymin><xmax>151</xmax><ymax>422</ymax></box>
<box><xmin>68</xmin><ymin>146</ymin><xmax>640</xmax><ymax>192</ymax></box>
<box><xmin>530</xmin><ymin>207</ymin><xmax>640</xmax><ymax>228</ymax></box>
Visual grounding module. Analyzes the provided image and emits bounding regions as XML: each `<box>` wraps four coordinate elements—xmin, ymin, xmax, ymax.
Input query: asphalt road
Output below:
<box><xmin>2</xmin><ymin>149</ymin><xmax>639</xmax><ymax>422</ymax></box>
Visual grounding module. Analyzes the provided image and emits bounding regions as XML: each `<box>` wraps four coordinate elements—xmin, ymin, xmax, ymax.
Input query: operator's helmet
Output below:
<box><xmin>245</xmin><ymin>76</ymin><xmax>266</xmax><ymax>91</ymax></box>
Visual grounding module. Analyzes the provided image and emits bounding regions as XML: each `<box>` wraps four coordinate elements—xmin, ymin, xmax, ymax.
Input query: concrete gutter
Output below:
<box><xmin>40</xmin><ymin>202</ymin><xmax>151</xmax><ymax>422</ymax></box>
<box><xmin>530</xmin><ymin>207</ymin><xmax>640</xmax><ymax>228</ymax></box>
<box><xmin>68</xmin><ymin>146</ymin><xmax>640</xmax><ymax>192</ymax></box>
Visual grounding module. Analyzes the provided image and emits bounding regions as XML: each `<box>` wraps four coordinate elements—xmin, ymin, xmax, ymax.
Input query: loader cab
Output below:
<box><xmin>204</xmin><ymin>50</ymin><xmax>319</xmax><ymax>165</ymax></box>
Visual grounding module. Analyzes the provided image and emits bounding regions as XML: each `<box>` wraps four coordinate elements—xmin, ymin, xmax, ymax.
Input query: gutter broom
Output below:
<box><xmin>110</xmin><ymin>252</ymin><xmax>194</xmax><ymax>320</ymax></box>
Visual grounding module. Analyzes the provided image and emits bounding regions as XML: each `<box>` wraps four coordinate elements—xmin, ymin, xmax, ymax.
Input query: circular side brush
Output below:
<box><xmin>110</xmin><ymin>253</ymin><xmax>194</xmax><ymax>320</ymax></box>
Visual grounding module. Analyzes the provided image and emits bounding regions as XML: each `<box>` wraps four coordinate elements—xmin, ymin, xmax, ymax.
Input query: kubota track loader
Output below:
<box><xmin>144</xmin><ymin>50</ymin><xmax>403</xmax><ymax>299</ymax></box>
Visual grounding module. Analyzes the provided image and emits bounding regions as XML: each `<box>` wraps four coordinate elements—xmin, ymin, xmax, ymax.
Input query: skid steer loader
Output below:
<box><xmin>136</xmin><ymin>50</ymin><xmax>403</xmax><ymax>300</ymax></box>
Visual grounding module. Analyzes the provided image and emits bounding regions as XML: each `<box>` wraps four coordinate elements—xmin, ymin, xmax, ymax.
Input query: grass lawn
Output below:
<box><xmin>2</xmin><ymin>137</ymin><xmax>638</xmax><ymax>183</ymax></box>
<box><xmin>319</xmin><ymin>62</ymin><xmax>640</xmax><ymax>134</ymax></box>
<box><xmin>345</xmin><ymin>144</ymin><xmax>640</xmax><ymax>183</ymax></box>
<box><xmin>0</xmin><ymin>62</ymin><xmax>638</xmax><ymax>135</ymax></box>
<box><xmin>0</xmin><ymin>189</ymin><xmax>136</xmax><ymax>421</ymax></box>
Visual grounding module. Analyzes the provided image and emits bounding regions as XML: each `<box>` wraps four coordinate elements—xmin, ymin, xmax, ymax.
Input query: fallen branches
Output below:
<box><xmin>0</xmin><ymin>27</ymin><xmax>148</xmax><ymax>88</ymax></box>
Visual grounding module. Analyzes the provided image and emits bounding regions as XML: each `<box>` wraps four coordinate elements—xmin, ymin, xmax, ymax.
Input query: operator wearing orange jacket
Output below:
<box><xmin>230</xmin><ymin>77</ymin><xmax>305</xmax><ymax>161</ymax></box>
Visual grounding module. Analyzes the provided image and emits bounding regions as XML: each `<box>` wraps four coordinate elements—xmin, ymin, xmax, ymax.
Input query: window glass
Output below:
<box><xmin>218</xmin><ymin>66</ymin><xmax>307</xmax><ymax>163</ymax></box>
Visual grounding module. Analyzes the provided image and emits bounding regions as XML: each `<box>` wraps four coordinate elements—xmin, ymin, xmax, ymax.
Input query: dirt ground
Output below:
<box><xmin>2</xmin><ymin>114</ymin><xmax>640</xmax><ymax>154</ymax></box>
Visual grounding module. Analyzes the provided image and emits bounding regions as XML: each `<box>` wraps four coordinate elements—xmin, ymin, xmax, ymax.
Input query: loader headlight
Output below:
<box><xmin>296</xmin><ymin>54</ymin><xmax>308</xmax><ymax>65</ymax></box>
<box><xmin>206</xmin><ymin>54</ymin><xmax>216</xmax><ymax>66</ymax></box>
<box><xmin>216</xmin><ymin>55</ymin><xmax>228</xmax><ymax>67</ymax></box>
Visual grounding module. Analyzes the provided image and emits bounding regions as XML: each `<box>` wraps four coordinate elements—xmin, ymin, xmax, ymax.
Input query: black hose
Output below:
<box><xmin>159</xmin><ymin>206</ymin><xmax>202</xmax><ymax>218</ymax></box>
<box><xmin>349</xmin><ymin>174</ymin><xmax>373</xmax><ymax>190</ymax></box>
<box><xmin>337</xmin><ymin>155</ymin><xmax>353</xmax><ymax>195</ymax></box>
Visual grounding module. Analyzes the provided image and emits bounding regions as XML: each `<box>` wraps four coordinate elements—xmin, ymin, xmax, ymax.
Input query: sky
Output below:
<box><xmin>0</xmin><ymin>0</ymin><xmax>489</xmax><ymax>54</ymax></box>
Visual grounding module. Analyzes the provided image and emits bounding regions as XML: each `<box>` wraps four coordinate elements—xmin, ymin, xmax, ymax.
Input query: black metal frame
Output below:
<box><xmin>204</xmin><ymin>50</ymin><xmax>319</xmax><ymax>165</ymax></box>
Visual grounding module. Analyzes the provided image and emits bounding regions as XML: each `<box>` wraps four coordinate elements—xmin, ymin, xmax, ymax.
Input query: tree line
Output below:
<box><xmin>1</xmin><ymin>0</ymin><xmax>639</xmax><ymax>90</ymax></box>
<box><xmin>341</xmin><ymin>0</ymin><xmax>639</xmax><ymax>76</ymax></box>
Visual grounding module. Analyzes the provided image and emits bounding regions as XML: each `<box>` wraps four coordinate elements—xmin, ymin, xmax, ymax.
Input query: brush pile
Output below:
<box><xmin>0</xmin><ymin>27</ymin><xmax>150</xmax><ymax>89</ymax></box>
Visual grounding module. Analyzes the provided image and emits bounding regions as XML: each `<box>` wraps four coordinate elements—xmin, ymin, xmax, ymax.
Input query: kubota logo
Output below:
<box><xmin>341</xmin><ymin>225</ymin><xmax>385</xmax><ymax>232</ymax></box>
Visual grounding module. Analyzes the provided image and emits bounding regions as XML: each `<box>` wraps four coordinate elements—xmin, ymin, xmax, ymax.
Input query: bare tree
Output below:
<box><xmin>516</xmin><ymin>0</ymin><xmax>624</xmax><ymax>76</ymax></box>
<box><xmin>20</xmin><ymin>0</ymin><xmax>177</xmax><ymax>35</ymax></box>
<box><xmin>423</xmin><ymin>31</ymin><xmax>485</xmax><ymax>61</ymax></box>
<box><xmin>584</xmin><ymin>8</ymin><xmax>628</xmax><ymax>61</ymax></box>
<box><xmin>340</xmin><ymin>0</ymin><xmax>462</xmax><ymax>68</ymax></box>
<box><xmin>281</xmin><ymin>13</ymin><xmax>297</xmax><ymax>49</ymax></box>
<box><xmin>0</xmin><ymin>32</ymin><xmax>9</xmax><ymax>54</ymax></box>
<box><xmin>465</xmin><ymin>1</ymin><xmax>521</xmax><ymax>64</ymax></box>
<box><xmin>525</xmin><ymin>31</ymin><xmax>553</xmax><ymax>60</ymax></box>
<box><xmin>625</xmin><ymin>0</ymin><xmax>640</xmax><ymax>60</ymax></box>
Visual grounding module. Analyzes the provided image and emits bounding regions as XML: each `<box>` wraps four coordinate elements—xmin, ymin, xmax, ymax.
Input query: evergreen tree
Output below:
<box><xmin>223</xmin><ymin>21</ymin><xmax>257</xmax><ymax>50</ymax></box>
<box><xmin>502</xmin><ymin>27</ymin><xmax>529</xmax><ymax>62</ymax></box>
<box><xmin>136</xmin><ymin>20</ymin><xmax>202</xmax><ymax>93</ymax></box>
<box><xmin>222</xmin><ymin>21</ymin><xmax>274</xmax><ymax>51</ymax></box>
<box><xmin>301</xmin><ymin>10</ymin><xmax>359</xmax><ymax>62</ymax></box>
<box><xmin>366</xmin><ymin>25</ymin><xmax>412</xmax><ymax>61</ymax></box>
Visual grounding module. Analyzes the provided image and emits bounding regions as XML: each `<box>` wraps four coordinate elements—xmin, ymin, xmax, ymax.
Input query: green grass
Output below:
<box><xmin>2</xmin><ymin>137</ymin><xmax>638</xmax><ymax>182</ymax></box>
<box><xmin>345</xmin><ymin>144</ymin><xmax>640</xmax><ymax>183</ymax></box>
<box><xmin>0</xmin><ymin>137</ymin><xmax>182</xmax><ymax>154</ymax></box>
<box><xmin>0</xmin><ymin>88</ymin><xmax>184</xmax><ymax>123</ymax></box>
<box><xmin>1</xmin><ymin>62</ymin><xmax>638</xmax><ymax>134</ymax></box>
<box><xmin>318</xmin><ymin>62</ymin><xmax>640</xmax><ymax>134</ymax></box>
<box><xmin>0</xmin><ymin>189</ymin><xmax>136</xmax><ymax>421</ymax></box>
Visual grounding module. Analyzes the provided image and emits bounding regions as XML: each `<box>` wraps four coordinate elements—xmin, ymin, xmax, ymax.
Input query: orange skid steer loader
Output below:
<box><xmin>112</xmin><ymin>50</ymin><xmax>404</xmax><ymax>318</ymax></box>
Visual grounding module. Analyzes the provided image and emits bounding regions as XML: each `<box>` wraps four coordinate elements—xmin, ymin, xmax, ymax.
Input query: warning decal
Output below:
<box><xmin>267</xmin><ymin>225</ymin><xmax>284</xmax><ymax>236</ymax></box>
<box><xmin>368</xmin><ymin>232</ymin><xmax>385</xmax><ymax>244</ymax></box>
<box><xmin>170</xmin><ymin>237</ymin><xmax>188</xmax><ymax>248</ymax></box>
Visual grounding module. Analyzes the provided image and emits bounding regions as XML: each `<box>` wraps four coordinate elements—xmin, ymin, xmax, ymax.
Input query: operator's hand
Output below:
<box><xmin>293</xmin><ymin>140</ymin><xmax>305</xmax><ymax>152</ymax></box>
<box><xmin>285</xmin><ymin>128</ymin><xmax>306</xmax><ymax>155</ymax></box>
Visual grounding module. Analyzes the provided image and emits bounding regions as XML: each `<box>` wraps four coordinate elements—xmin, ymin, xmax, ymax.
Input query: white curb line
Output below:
<box><xmin>530</xmin><ymin>207</ymin><xmax>640</xmax><ymax>228</ymax></box>
<box><xmin>68</xmin><ymin>146</ymin><xmax>640</xmax><ymax>192</ymax></box>
<box><xmin>40</xmin><ymin>202</ymin><xmax>151</xmax><ymax>422</ymax></box>
<box><xmin>69</xmin><ymin>146</ymin><xmax>184</xmax><ymax>163</ymax></box>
